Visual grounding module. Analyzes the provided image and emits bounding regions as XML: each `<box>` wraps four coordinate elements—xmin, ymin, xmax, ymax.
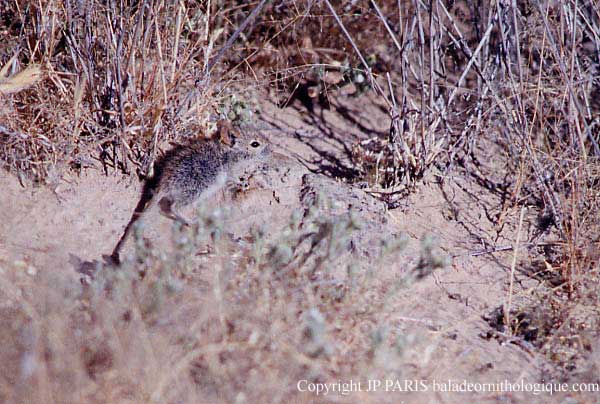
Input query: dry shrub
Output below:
<box><xmin>0</xmin><ymin>196</ymin><xmax>444</xmax><ymax>403</ymax></box>
<box><xmin>1</xmin><ymin>0</ymin><xmax>600</xmax><ymax>388</ymax></box>
<box><xmin>0</xmin><ymin>0</ymin><xmax>240</xmax><ymax>182</ymax></box>
<box><xmin>434</xmin><ymin>0</ymin><xmax>600</xmax><ymax>378</ymax></box>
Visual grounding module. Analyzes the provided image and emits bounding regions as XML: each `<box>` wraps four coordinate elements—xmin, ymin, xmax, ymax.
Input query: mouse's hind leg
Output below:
<box><xmin>158</xmin><ymin>196</ymin><xmax>191</xmax><ymax>226</ymax></box>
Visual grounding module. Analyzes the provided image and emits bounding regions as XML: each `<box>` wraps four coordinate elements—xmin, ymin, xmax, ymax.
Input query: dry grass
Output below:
<box><xmin>1</xmin><ymin>0</ymin><xmax>599</xmax><ymax>400</ymax></box>
<box><xmin>0</xmin><ymin>194</ymin><xmax>446</xmax><ymax>403</ymax></box>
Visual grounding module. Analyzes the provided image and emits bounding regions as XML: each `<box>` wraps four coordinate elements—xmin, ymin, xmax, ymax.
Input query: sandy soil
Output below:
<box><xmin>0</xmin><ymin>95</ymin><xmax>595</xmax><ymax>403</ymax></box>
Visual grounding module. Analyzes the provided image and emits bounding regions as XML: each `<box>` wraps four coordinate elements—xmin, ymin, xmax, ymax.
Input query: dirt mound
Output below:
<box><xmin>0</xmin><ymin>101</ymin><xmax>596</xmax><ymax>403</ymax></box>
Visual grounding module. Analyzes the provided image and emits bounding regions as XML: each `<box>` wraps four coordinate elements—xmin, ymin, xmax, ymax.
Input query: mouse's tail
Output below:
<box><xmin>110</xmin><ymin>191</ymin><xmax>157</xmax><ymax>264</ymax></box>
<box><xmin>110</xmin><ymin>211</ymin><xmax>141</xmax><ymax>264</ymax></box>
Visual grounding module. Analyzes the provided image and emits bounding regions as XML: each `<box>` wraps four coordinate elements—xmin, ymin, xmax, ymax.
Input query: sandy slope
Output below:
<box><xmin>0</xmin><ymin>96</ymin><xmax>594</xmax><ymax>403</ymax></box>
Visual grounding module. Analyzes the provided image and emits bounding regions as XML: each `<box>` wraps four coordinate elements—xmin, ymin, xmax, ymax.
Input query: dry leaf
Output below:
<box><xmin>0</xmin><ymin>64</ymin><xmax>43</xmax><ymax>95</ymax></box>
<box><xmin>0</xmin><ymin>53</ymin><xmax>18</xmax><ymax>79</ymax></box>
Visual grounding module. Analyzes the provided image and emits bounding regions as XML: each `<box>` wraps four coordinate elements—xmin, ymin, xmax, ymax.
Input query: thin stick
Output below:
<box><xmin>466</xmin><ymin>241</ymin><xmax>561</xmax><ymax>257</ymax></box>
<box><xmin>153</xmin><ymin>2</ymin><xmax>169</xmax><ymax>105</ymax></box>
<box><xmin>534</xmin><ymin>1</ymin><xmax>600</xmax><ymax>156</ymax></box>
<box><xmin>323</xmin><ymin>0</ymin><xmax>392</xmax><ymax>110</ymax></box>
<box><xmin>207</xmin><ymin>0</ymin><xmax>269</xmax><ymax>73</ymax></box>
<box><xmin>370</xmin><ymin>0</ymin><xmax>403</xmax><ymax>54</ymax></box>
<box><xmin>504</xmin><ymin>206</ymin><xmax>526</xmax><ymax>335</ymax></box>
<box><xmin>171</xmin><ymin>1</ymin><xmax>184</xmax><ymax>82</ymax></box>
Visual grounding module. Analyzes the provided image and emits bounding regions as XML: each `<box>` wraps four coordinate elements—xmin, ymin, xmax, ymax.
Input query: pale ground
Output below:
<box><xmin>0</xmin><ymin>93</ymin><xmax>595</xmax><ymax>403</ymax></box>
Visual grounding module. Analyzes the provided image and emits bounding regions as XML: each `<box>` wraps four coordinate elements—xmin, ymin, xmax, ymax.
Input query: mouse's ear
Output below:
<box><xmin>217</xmin><ymin>119</ymin><xmax>233</xmax><ymax>146</ymax></box>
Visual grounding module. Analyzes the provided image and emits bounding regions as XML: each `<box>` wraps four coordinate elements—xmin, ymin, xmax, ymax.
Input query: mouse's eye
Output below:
<box><xmin>250</xmin><ymin>141</ymin><xmax>261</xmax><ymax>148</ymax></box>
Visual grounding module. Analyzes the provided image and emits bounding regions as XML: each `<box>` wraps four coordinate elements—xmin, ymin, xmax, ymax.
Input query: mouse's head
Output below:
<box><xmin>218</xmin><ymin>120</ymin><xmax>271</xmax><ymax>158</ymax></box>
<box><xmin>234</xmin><ymin>135</ymin><xmax>271</xmax><ymax>158</ymax></box>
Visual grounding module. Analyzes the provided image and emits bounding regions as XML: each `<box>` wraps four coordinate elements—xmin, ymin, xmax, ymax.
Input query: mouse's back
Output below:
<box><xmin>157</xmin><ymin>122</ymin><xmax>270</xmax><ymax>203</ymax></box>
